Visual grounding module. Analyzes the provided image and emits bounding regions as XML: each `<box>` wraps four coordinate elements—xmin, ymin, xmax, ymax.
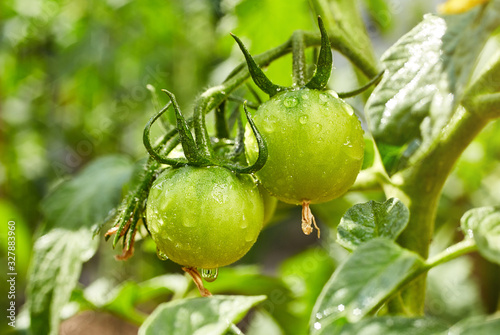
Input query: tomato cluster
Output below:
<box><xmin>143</xmin><ymin>17</ymin><xmax>366</xmax><ymax>283</ymax></box>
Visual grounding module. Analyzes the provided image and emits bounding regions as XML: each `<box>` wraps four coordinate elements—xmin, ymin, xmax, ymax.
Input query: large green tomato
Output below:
<box><xmin>245</xmin><ymin>88</ymin><xmax>364</xmax><ymax>205</ymax></box>
<box><xmin>146</xmin><ymin>166</ymin><xmax>264</xmax><ymax>269</ymax></box>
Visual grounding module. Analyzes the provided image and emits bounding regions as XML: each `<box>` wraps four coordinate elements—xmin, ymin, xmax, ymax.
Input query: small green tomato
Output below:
<box><xmin>146</xmin><ymin>166</ymin><xmax>264</xmax><ymax>269</ymax></box>
<box><xmin>245</xmin><ymin>88</ymin><xmax>364</xmax><ymax>236</ymax></box>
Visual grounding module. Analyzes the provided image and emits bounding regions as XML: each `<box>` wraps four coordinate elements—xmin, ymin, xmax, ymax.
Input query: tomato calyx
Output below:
<box><xmin>143</xmin><ymin>90</ymin><xmax>268</xmax><ymax>174</ymax></box>
<box><xmin>231</xmin><ymin>16</ymin><xmax>332</xmax><ymax>96</ymax></box>
<box><xmin>304</xmin><ymin>16</ymin><xmax>332</xmax><ymax>90</ymax></box>
<box><xmin>232</xmin><ymin>16</ymin><xmax>383</xmax><ymax>98</ymax></box>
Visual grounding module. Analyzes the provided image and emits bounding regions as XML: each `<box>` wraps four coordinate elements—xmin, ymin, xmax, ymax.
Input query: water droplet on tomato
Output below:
<box><xmin>319</xmin><ymin>93</ymin><xmax>329</xmax><ymax>102</ymax></box>
<box><xmin>241</xmin><ymin>214</ymin><xmax>248</xmax><ymax>228</ymax></box>
<box><xmin>314</xmin><ymin>123</ymin><xmax>322</xmax><ymax>131</ymax></box>
<box><xmin>263</xmin><ymin>117</ymin><xmax>276</xmax><ymax>132</ymax></box>
<box><xmin>182</xmin><ymin>219</ymin><xmax>196</xmax><ymax>227</ymax></box>
<box><xmin>299</xmin><ymin>115</ymin><xmax>308</xmax><ymax>124</ymax></box>
<box><xmin>283</xmin><ymin>96</ymin><xmax>298</xmax><ymax>107</ymax></box>
<box><xmin>200</xmin><ymin>268</ymin><xmax>218</xmax><ymax>282</ymax></box>
<box><xmin>245</xmin><ymin>231</ymin><xmax>255</xmax><ymax>242</ymax></box>
<box><xmin>156</xmin><ymin>247</ymin><xmax>169</xmax><ymax>260</ymax></box>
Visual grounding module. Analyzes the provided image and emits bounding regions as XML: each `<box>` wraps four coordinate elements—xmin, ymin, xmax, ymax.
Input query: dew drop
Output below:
<box><xmin>156</xmin><ymin>247</ymin><xmax>169</xmax><ymax>261</ymax></box>
<box><xmin>319</xmin><ymin>93</ymin><xmax>329</xmax><ymax>102</ymax></box>
<box><xmin>245</xmin><ymin>231</ymin><xmax>256</xmax><ymax>242</ymax></box>
<box><xmin>182</xmin><ymin>219</ymin><xmax>196</xmax><ymax>227</ymax></box>
<box><xmin>283</xmin><ymin>96</ymin><xmax>298</xmax><ymax>108</ymax></box>
<box><xmin>200</xmin><ymin>268</ymin><xmax>219</xmax><ymax>282</ymax></box>
<box><xmin>313</xmin><ymin>322</ymin><xmax>322</xmax><ymax>330</ymax></box>
<box><xmin>240</xmin><ymin>215</ymin><xmax>248</xmax><ymax>229</ymax></box>
<box><xmin>314</xmin><ymin>123</ymin><xmax>323</xmax><ymax>132</ymax></box>
<box><xmin>263</xmin><ymin>117</ymin><xmax>276</xmax><ymax>132</ymax></box>
<box><xmin>352</xmin><ymin>308</ymin><xmax>362</xmax><ymax>316</ymax></box>
<box><xmin>299</xmin><ymin>115</ymin><xmax>308</xmax><ymax>124</ymax></box>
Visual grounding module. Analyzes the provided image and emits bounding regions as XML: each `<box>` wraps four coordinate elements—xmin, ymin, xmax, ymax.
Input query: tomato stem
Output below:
<box><xmin>215</xmin><ymin>100</ymin><xmax>230</xmax><ymax>139</ymax></box>
<box><xmin>291</xmin><ymin>30</ymin><xmax>307</xmax><ymax>87</ymax></box>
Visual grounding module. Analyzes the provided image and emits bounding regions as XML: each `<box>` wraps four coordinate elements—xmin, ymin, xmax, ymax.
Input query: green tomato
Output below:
<box><xmin>146</xmin><ymin>166</ymin><xmax>264</xmax><ymax>269</ymax></box>
<box><xmin>245</xmin><ymin>88</ymin><xmax>364</xmax><ymax>205</ymax></box>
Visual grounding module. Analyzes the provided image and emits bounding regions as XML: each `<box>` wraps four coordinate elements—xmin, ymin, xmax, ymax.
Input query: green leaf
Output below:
<box><xmin>27</xmin><ymin>156</ymin><xmax>133</xmax><ymax>335</ymax></box>
<box><xmin>205</xmin><ymin>266</ymin><xmax>291</xmax><ymax>298</ymax></box>
<box><xmin>337</xmin><ymin>198</ymin><xmax>409</xmax><ymax>251</ymax></box>
<box><xmin>460</xmin><ymin>206</ymin><xmax>500</xmax><ymax>265</ymax></box>
<box><xmin>462</xmin><ymin>31</ymin><xmax>500</xmax><ymax>118</ymax></box>
<box><xmin>446</xmin><ymin>315</ymin><xmax>500</xmax><ymax>335</ymax></box>
<box><xmin>278</xmin><ymin>248</ymin><xmax>337</xmax><ymax>335</ymax></box>
<box><xmin>203</xmin><ymin>266</ymin><xmax>295</xmax><ymax>334</ymax></box>
<box><xmin>426</xmin><ymin>257</ymin><xmax>483</xmax><ymax>322</ymax></box>
<box><xmin>246</xmin><ymin>310</ymin><xmax>285</xmax><ymax>335</ymax></box>
<box><xmin>311</xmin><ymin>239</ymin><xmax>424</xmax><ymax>334</ymax></box>
<box><xmin>365</xmin><ymin>1</ymin><xmax>500</xmax><ymax>174</ymax></box>
<box><xmin>320</xmin><ymin>316</ymin><xmax>448</xmax><ymax>335</ymax></box>
<box><xmin>138</xmin><ymin>295</ymin><xmax>266</xmax><ymax>335</ymax></box>
<box><xmin>81</xmin><ymin>274</ymin><xmax>189</xmax><ymax>325</ymax></box>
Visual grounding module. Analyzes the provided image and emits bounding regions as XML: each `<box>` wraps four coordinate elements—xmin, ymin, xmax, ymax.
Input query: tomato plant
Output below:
<box><xmin>11</xmin><ymin>0</ymin><xmax>500</xmax><ymax>335</ymax></box>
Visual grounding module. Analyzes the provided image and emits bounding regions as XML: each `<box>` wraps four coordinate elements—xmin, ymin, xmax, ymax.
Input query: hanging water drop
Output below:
<box><xmin>156</xmin><ymin>247</ymin><xmax>169</xmax><ymax>261</ymax></box>
<box><xmin>200</xmin><ymin>268</ymin><xmax>219</xmax><ymax>282</ymax></box>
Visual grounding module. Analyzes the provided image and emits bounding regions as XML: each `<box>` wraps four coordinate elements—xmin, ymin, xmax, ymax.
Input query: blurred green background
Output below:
<box><xmin>1</xmin><ymin>0</ymin><xmax>500</xmax><ymax>333</ymax></box>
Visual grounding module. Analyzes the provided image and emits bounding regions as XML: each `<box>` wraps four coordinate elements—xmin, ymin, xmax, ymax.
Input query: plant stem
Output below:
<box><xmin>425</xmin><ymin>239</ymin><xmax>477</xmax><ymax>269</ymax></box>
<box><xmin>386</xmin><ymin>108</ymin><xmax>490</xmax><ymax>314</ymax></box>
<box><xmin>215</xmin><ymin>101</ymin><xmax>230</xmax><ymax>139</ymax></box>
<box><xmin>292</xmin><ymin>30</ymin><xmax>306</xmax><ymax>86</ymax></box>
<box><xmin>368</xmin><ymin>238</ymin><xmax>478</xmax><ymax>317</ymax></box>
